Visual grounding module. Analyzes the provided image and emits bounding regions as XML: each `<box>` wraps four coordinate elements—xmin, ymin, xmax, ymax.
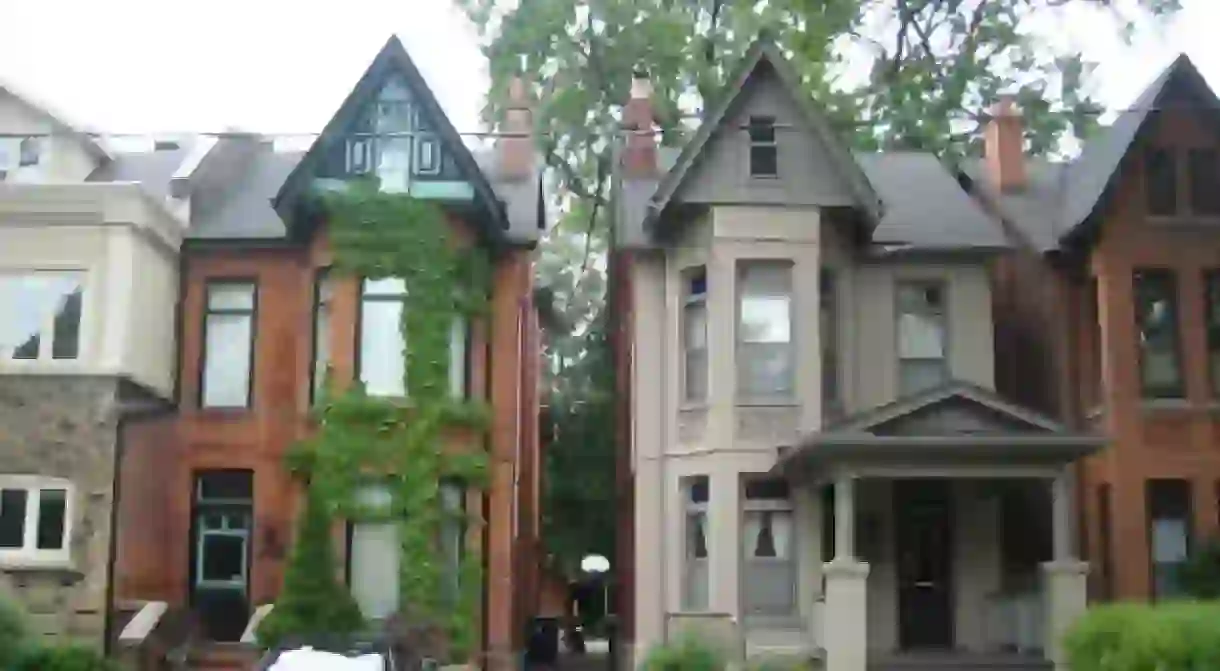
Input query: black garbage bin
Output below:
<box><xmin>526</xmin><ymin>617</ymin><xmax>560</xmax><ymax>666</ymax></box>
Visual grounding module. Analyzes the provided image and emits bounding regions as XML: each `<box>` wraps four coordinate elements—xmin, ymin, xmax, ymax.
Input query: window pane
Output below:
<box><xmin>449</xmin><ymin>316</ymin><xmax>466</xmax><ymax>398</ymax></box>
<box><xmin>747</xmin><ymin>116</ymin><xmax>777</xmax><ymax>143</ymax></box>
<box><xmin>900</xmin><ymin>359</ymin><xmax>947</xmax><ymax>396</ymax></box>
<box><xmin>440</xmin><ymin>482</ymin><xmax>464</xmax><ymax>602</ymax></box>
<box><xmin>360</xmin><ymin>299</ymin><xmax>406</xmax><ymax>396</ymax></box>
<box><xmin>0</xmin><ymin>489</ymin><xmax>27</xmax><ymax>549</ymax></box>
<box><xmin>1189</xmin><ymin>149</ymin><xmax>1220</xmax><ymax>215</ymax></box>
<box><xmin>51</xmin><ymin>288</ymin><xmax>82</xmax><ymax>360</ymax></box>
<box><xmin>207</xmin><ymin>284</ymin><xmax>255</xmax><ymax>311</ymax></box>
<box><xmin>312</xmin><ymin>273</ymin><xmax>333</xmax><ymax>402</ymax></box>
<box><xmin>750</xmin><ymin>146</ymin><xmax>778</xmax><ymax>177</ymax></box>
<box><xmin>744</xmin><ymin>509</ymin><xmax>796</xmax><ymax>614</ymax></box>
<box><xmin>684</xmin><ymin>351</ymin><xmax>707</xmax><ymax>401</ymax></box>
<box><xmin>35</xmin><ymin>489</ymin><xmax>66</xmax><ymax>550</ymax></box>
<box><xmin>739</xmin><ymin>343</ymin><xmax>794</xmax><ymax>397</ymax></box>
<box><xmin>0</xmin><ymin>272</ymin><xmax>82</xmax><ymax>361</ymax></box>
<box><xmin>377</xmin><ymin>138</ymin><xmax>412</xmax><ymax>193</ymax></box>
<box><xmin>1134</xmin><ymin>269</ymin><xmax>1182</xmax><ymax>397</ymax></box>
<box><xmin>197</xmin><ymin>471</ymin><xmax>253</xmax><ymax>502</ymax></box>
<box><xmin>202</xmin><ymin>313</ymin><xmax>253</xmax><ymax>407</ymax></box>
<box><xmin>1207</xmin><ymin>272</ymin><xmax>1220</xmax><ymax>396</ymax></box>
<box><xmin>688</xmin><ymin>476</ymin><xmax>709</xmax><ymax>504</ymax></box>
<box><xmin>683</xmin><ymin>301</ymin><xmax>707</xmax><ymax>402</ymax></box>
<box><xmin>821</xmin><ymin>269</ymin><xmax>838</xmax><ymax>404</ymax></box>
<box><xmin>363</xmin><ymin>277</ymin><xmax>407</xmax><ymax>297</ymax></box>
<box><xmin>1146</xmin><ymin>148</ymin><xmax>1178</xmax><ymax>216</ymax></box>
<box><xmin>18</xmin><ymin>138</ymin><xmax>40</xmax><ymax>167</ymax></box>
<box><xmin>201</xmin><ymin>534</ymin><xmax>246</xmax><ymax>583</ymax></box>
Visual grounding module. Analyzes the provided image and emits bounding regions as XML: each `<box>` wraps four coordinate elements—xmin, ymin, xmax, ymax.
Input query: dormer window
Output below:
<box><xmin>748</xmin><ymin>116</ymin><xmax>778</xmax><ymax>178</ymax></box>
<box><xmin>1144</xmin><ymin>146</ymin><xmax>1220</xmax><ymax>217</ymax></box>
<box><xmin>18</xmin><ymin>138</ymin><xmax>39</xmax><ymax>167</ymax></box>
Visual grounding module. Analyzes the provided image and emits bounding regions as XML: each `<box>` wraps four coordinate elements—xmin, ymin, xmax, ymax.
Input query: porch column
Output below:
<box><xmin>823</xmin><ymin>474</ymin><xmax>868</xmax><ymax>671</ymax></box>
<box><xmin>1042</xmin><ymin>472</ymin><xmax>1088</xmax><ymax>671</ymax></box>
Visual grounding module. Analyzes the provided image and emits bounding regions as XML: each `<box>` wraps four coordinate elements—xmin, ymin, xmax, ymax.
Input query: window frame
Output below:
<box><xmin>681</xmin><ymin>266</ymin><xmax>708</xmax><ymax>403</ymax></box>
<box><xmin>820</xmin><ymin>268</ymin><xmax>840</xmax><ymax>417</ymax></box>
<box><xmin>0</xmin><ymin>269</ymin><xmax>86</xmax><ymax>364</ymax></box>
<box><xmin>1204</xmin><ymin>270</ymin><xmax>1220</xmax><ymax>397</ymax></box>
<box><xmin>742</xmin><ymin>478</ymin><xmax>797</xmax><ymax>617</ymax></box>
<box><xmin>682</xmin><ymin>475</ymin><xmax>710</xmax><ymax>611</ymax></box>
<box><xmin>0</xmin><ymin>476</ymin><xmax>73</xmax><ymax>566</ymax></box>
<box><xmin>735</xmin><ymin>260</ymin><xmax>795</xmax><ymax>403</ymax></box>
<box><xmin>309</xmin><ymin>269</ymin><xmax>334</xmax><ymax>405</ymax></box>
<box><xmin>1147</xmin><ymin>478</ymin><xmax>1192</xmax><ymax>600</ymax></box>
<box><xmin>17</xmin><ymin>138</ymin><xmax>39</xmax><ymax>167</ymax></box>
<box><xmin>747</xmin><ymin>115</ymin><xmax>779</xmax><ymax>178</ymax></box>
<box><xmin>1144</xmin><ymin>145</ymin><xmax>1220</xmax><ymax>219</ymax></box>
<box><xmin>1132</xmin><ymin>268</ymin><xmax>1184</xmax><ymax>399</ymax></box>
<box><xmin>895</xmin><ymin>280</ymin><xmax>950</xmax><ymax>396</ymax></box>
<box><xmin>198</xmin><ymin>279</ymin><xmax>258</xmax><ymax>409</ymax></box>
<box><xmin>192</xmin><ymin>470</ymin><xmax>253</xmax><ymax>592</ymax></box>
<box><xmin>356</xmin><ymin>277</ymin><xmax>410</xmax><ymax>397</ymax></box>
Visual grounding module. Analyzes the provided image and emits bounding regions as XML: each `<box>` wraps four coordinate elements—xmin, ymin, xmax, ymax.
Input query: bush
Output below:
<box><xmin>1064</xmin><ymin>601</ymin><xmax>1220</xmax><ymax>671</ymax></box>
<box><xmin>641</xmin><ymin>634</ymin><xmax>726</xmax><ymax>671</ymax></box>
<box><xmin>1179</xmin><ymin>538</ymin><xmax>1220</xmax><ymax>598</ymax></box>
<box><xmin>256</xmin><ymin>488</ymin><xmax>364</xmax><ymax>649</ymax></box>
<box><xmin>8</xmin><ymin>644</ymin><xmax>121</xmax><ymax>671</ymax></box>
<box><xmin>0</xmin><ymin>595</ymin><xmax>30</xmax><ymax>668</ymax></box>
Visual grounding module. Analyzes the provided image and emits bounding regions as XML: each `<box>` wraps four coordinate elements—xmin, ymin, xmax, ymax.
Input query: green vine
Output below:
<box><xmin>264</xmin><ymin>184</ymin><xmax>491</xmax><ymax>660</ymax></box>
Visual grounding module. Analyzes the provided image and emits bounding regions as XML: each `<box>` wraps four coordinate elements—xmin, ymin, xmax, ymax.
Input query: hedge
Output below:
<box><xmin>1064</xmin><ymin>601</ymin><xmax>1220</xmax><ymax>671</ymax></box>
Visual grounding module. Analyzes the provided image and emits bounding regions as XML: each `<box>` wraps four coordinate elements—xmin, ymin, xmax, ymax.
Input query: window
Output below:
<box><xmin>743</xmin><ymin>479</ymin><xmax>795</xmax><ymax>616</ymax></box>
<box><xmin>1189</xmin><ymin>149</ymin><xmax>1220</xmax><ymax>215</ymax></box>
<box><xmin>346</xmin><ymin>138</ymin><xmax>372</xmax><ymax>175</ymax></box>
<box><xmin>897</xmin><ymin>282</ymin><xmax>948</xmax><ymax>396</ymax></box>
<box><xmin>1205</xmin><ymin>271</ymin><xmax>1220</xmax><ymax>397</ymax></box>
<box><xmin>1082</xmin><ymin>278</ymin><xmax>1102</xmax><ymax>409</ymax></box>
<box><xmin>349</xmin><ymin>483</ymin><xmax>399</xmax><ymax>620</ymax></box>
<box><xmin>193</xmin><ymin>471</ymin><xmax>252</xmax><ymax>591</ymax></box>
<box><xmin>311</xmin><ymin>271</ymin><xmax>333</xmax><ymax>403</ymax></box>
<box><xmin>1147</xmin><ymin>479</ymin><xmax>1191</xmax><ymax>600</ymax></box>
<box><xmin>359</xmin><ymin>277</ymin><xmax>408</xmax><ymax>397</ymax></box>
<box><xmin>737</xmin><ymin>262</ymin><xmax>793</xmax><ymax>399</ymax></box>
<box><xmin>0</xmin><ymin>478</ymin><xmax>71</xmax><ymax>564</ymax></box>
<box><xmin>747</xmin><ymin>116</ymin><xmax>778</xmax><ymax>177</ymax></box>
<box><xmin>0</xmin><ymin>271</ymin><xmax>83</xmax><ymax>362</ymax></box>
<box><xmin>440</xmin><ymin>481</ymin><xmax>466</xmax><ymax>602</ymax></box>
<box><xmin>682</xmin><ymin>476</ymin><xmax>709</xmax><ymax>610</ymax></box>
<box><xmin>416</xmin><ymin>135</ymin><xmax>441</xmax><ymax>176</ymax></box>
<box><xmin>18</xmin><ymin>138</ymin><xmax>39</xmax><ymax>167</ymax></box>
<box><xmin>1133</xmin><ymin>269</ymin><xmax>1182</xmax><ymax>398</ymax></box>
<box><xmin>1145</xmin><ymin>148</ymin><xmax>1178</xmax><ymax>216</ymax></box>
<box><xmin>201</xmin><ymin>282</ymin><xmax>256</xmax><ymax>408</ymax></box>
<box><xmin>821</xmin><ymin>268</ymin><xmax>839</xmax><ymax>416</ymax></box>
<box><xmin>1097</xmin><ymin>484</ymin><xmax>1113</xmax><ymax>600</ymax></box>
<box><xmin>449</xmin><ymin>315</ymin><xmax>468</xmax><ymax>398</ymax></box>
<box><xmin>682</xmin><ymin>267</ymin><xmax>708</xmax><ymax>402</ymax></box>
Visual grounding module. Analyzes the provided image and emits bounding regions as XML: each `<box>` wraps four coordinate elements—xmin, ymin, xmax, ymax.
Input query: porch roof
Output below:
<box><xmin>772</xmin><ymin>380</ymin><xmax>1106</xmax><ymax>476</ymax></box>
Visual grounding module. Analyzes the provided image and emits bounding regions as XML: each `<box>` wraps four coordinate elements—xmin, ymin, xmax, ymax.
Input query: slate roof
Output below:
<box><xmin>87</xmin><ymin>140</ymin><xmax>197</xmax><ymax>200</ymax></box>
<box><xmin>188</xmin><ymin>146</ymin><xmax>304</xmax><ymax>240</ymax></box>
<box><xmin>960</xmin><ymin>158</ymin><xmax>1067</xmax><ymax>253</ymax></box>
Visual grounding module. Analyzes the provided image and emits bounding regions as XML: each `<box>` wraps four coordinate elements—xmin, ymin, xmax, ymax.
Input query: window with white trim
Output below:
<box><xmin>440</xmin><ymin>480</ymin><xmax>466</xmax><ymax>602</ymax></box>
<box><xmin>682</xmin><ymin>267</ymin><xmax>708</xmax><ymax>402</ymax></box>
<box><xmin>0</xmin><ymin>477</ymin><xmax>71</xmax><ymax>564</ymax></box>
<box><xmin>201</xmin><ymin>282</ymin><xmax>256</xmax><ymax>408</ymax></box>
<box><xmin>359</xmin><ymin>277</ymin><xmax>468</xmax><ymax>398</ymax></box>
<box><xmin>897</xmin><ymin>281</ymin><xmax>948</xmax><ymax>396</ymax></box>
<box><xmin>682</xmin><ymin>476</ymin><xmax>709</xmax><ymax>610</ymax></box>
<box><xmin>0</xmin><ymin>271</ymin><xmax>84</xmax><ymax>362</ymax></box>
<box><xmin>737</xmin><ymin>261</ymin><xmax>794</xmax><ymax>399</ymax></box>
<box><xmin>742</xmin><ymin>478</ymin><xmax>795</xmax><ymax>615</ymax></box>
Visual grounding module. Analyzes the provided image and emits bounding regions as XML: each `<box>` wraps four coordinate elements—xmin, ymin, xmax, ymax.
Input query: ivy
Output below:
<box><xmin>262</xmin><ymin>184</ymin><xmax>491</xmax><ymax>661</ymax></box>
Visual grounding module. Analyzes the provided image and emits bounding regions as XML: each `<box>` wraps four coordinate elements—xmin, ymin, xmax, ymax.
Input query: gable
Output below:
<box><xmin>674</xmin><ymin>63</ymin><xmax>857</xmax><ymax>208</ymax></box>
<box><xmin>870</xmin><ymin>396</ymin><xmax>1054</xmax><ymax>436</ymax></box>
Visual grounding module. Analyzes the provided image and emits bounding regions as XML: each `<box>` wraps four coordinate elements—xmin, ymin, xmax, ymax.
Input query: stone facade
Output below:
<box><xmin>0</xmin><ymin>375</ymin><xmax>122</xmax><ymax>648</ymax></box>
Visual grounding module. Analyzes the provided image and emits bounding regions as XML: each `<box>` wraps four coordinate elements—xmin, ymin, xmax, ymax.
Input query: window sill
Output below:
<box><xmin>1140</xmin><ymin>398</ymin><xmax>1193</xmax><ymax>412</ymax></box>
<box><xmin>1146</xmin><ymin>215</ymin><xmax>1220</xmax><ymax>226</ymax></box>
<box><xmin>0</xmin><ymin>556</ymin><xmax>80</xmax><ymax>579</ymax></box>
<box><xmin>679</xmin><ymin>403</ymin><xmax>709</xmax><ymax>412</ymax></box>
<box><xmin>735</xmin><ymin>400</ymin><xmax>799</xmax><ymax>409</ymax></box>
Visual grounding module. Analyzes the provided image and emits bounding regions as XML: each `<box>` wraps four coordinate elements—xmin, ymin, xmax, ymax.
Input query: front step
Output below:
<box><xmin>868</xmin><ymin>652</ymin><xmax>1051</xmax><ymax>671</ymax></box>
<box><xmin>188</xmin><ymin>642</ymin><xmax>260</xmax><ymax>670</ymax></box>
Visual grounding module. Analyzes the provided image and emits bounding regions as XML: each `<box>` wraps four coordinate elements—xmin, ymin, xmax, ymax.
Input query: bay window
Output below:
<box><xmin>737</xmin><ymin>261</ymin><xmax>794</xmax><ymax>400</ymax></box>
<box><xmin>897</xmin><ymin>281</ymin><xmax>948</xmax><ymax>396</ymax></box>
<box><xmin>0</xmin><ymin>477</ymin><xmax>71</xmax><ymax>564</ymax></box>
<box><xmin>201</xmin><ymin>282</ymin><xmax>257</xmax><ymax>408</ymax></box>
<box><xmin>682</xmin><ymin>267</ymin><xmax>708</xmax><ymax>402</ymax></box>
<box><xmin>0</xmin><ymin>271</ymin><xmax>84</xmax><ymax>362</ymax></box>
<box><xmin>742</xmin><ymin>479</ymin><xmax>795</xmax><ymax>616</ymax></box>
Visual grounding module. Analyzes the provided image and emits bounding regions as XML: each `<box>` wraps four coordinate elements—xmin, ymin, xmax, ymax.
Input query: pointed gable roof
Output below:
<box><xmin>0</xmin><ymin>80</ymin><xmax>111</xmax><ymax>162</ymax></box>
<box><xmin>1060</xmin><ymin>54</ymin><xmax>1219</xmax><ymax>245</ymax></box>
<box><xmin>274</xmin><ymin>35</ymin><xmax>508</xmax><ymax>242</ymax></box>
<box><xmin>644</xmin><ymin>38</ymin><xmax>882</xmax><ymax>231</ymax></box>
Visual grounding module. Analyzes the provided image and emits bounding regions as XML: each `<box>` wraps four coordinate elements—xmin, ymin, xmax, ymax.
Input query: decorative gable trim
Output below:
<box><xmin>825</xmin><ymin>379</ymin><xmax>1067</xmax><ymax>435</ymax></box>
<box><xmin>644</xmin><ymin>38</ymin><xmax>882</xmax><ymax>233</ymax></box>
<box><xmin>273</xmin><ymin>35</ymin><xmax>508</xmax><ymax>244</ymax></box>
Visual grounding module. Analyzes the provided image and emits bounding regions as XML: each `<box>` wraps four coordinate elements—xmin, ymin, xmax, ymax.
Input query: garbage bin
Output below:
<box><xmin>526</xmin><ymin>617</ymin><xmax>560</xmax><ymax>666</ymax></box>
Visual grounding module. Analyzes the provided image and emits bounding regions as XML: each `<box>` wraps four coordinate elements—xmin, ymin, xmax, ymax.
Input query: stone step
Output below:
<box><xmin>868</xmin><ymin>652</ymin><xmax>1051</xmax><ymax>671</ymax></box>
<box><xmin>189</xmin><ymin>643</ymin><xmax>260</xmax><ymax>671</ymax></box>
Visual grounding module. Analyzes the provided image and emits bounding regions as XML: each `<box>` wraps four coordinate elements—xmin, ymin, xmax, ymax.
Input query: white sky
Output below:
<box><xmin>0</xmin><ymin>0</ymin><xmax>1217</xmax><ymax>140</ymax></box>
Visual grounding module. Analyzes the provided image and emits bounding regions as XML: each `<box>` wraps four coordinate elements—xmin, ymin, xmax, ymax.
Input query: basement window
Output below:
<box><xmin>748</xmin><ymin>116</ymin><xmax>778</xmax><ymax>178</ymax></box>
<box><xmin>0</xmin><ymin>477</ymin><xmax>71</xmax><ymax>565</ymax></box>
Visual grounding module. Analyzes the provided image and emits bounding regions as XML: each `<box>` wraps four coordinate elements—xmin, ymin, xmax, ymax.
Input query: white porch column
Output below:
<box><xmin>1042</xmin><ymin>471</ymin><xmax>1088</xmax><ymax>671</ymax></box>
<box><xmin>823</xmin><ymin>474</ymin><xmax>868</xmax><ymax>671</ymax></box>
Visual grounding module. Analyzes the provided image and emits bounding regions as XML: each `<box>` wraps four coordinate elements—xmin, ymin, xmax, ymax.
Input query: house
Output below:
<box><xmin>103</xmin><ymin>36</ymin><xmax>545</xmax><ymax>666</ymax></box>
<box><xmin>962</xmin><ymin>55</ymin><xmax>1220</xmax><ymax>602</ymax></box>
<box><xmin>609</xmin><ymin>38</ymin><xmax>1106</xmax><ymax>671</ymax></box>
<box><xmin>0</xmin><ymin>83</ymin><xmax>185</xmax><ymax>648</ymax></box>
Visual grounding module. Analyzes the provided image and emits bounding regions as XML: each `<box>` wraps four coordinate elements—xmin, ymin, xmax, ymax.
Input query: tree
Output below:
<box><xmin>458</xmin><ymin>0</ymin><xmax>1181</xmax><ymax>570</ymax></box>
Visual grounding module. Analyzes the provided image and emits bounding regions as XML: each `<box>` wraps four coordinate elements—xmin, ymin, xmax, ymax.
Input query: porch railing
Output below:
<box><xmin>983</xmin><ymin>590</ymin><xmax>1044</xmax><ymax>655</ymax></box>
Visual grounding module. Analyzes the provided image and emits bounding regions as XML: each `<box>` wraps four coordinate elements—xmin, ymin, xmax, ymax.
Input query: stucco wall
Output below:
<box><xmin>0</xmin><ymin>90</ymin><xmax>98</xmax><ymax>182</ymax></box>
<box><xmin>0</xmin><ymin>376</ymin><xmax>121</xmax><ymax>649</ymax></box>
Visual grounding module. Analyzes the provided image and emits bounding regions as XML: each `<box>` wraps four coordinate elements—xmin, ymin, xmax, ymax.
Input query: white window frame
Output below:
<box><xmin>742</xmin><ymin>479</ymin><xmax>796</xmax><ymax>616</ymax></box>
<box><xmin>736</xmin><ymin>261</ymin><xmax>795</xmax><ymax>401</ymax></box>
<box><xmin>896</xmin><ymin>280</ymin><xmax>949</xmax><ymax>396</ymax></box>
<box><xmin>682</xmin><ymin>476</ymin><xmax>709</xmax><ymax>611</ymax></box>
<box><xmin>682</xmin><ymin>267</ymin><xmax>708</xmax><ymax>403</ymax></box>
<box><xmin>0</xmin><ymin>476</ymin><xmax>73</xmax><ymax>566</ymax></box>
<box><xmin>0</xmin><ymin>269</ymin><xmax>87</xmax><ymax>364</ymax></box>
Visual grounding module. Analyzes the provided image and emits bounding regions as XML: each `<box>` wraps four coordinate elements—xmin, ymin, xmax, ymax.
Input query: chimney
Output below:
<box><xmin>984</xmin><ymin>95</ymin><xmax>1027</xmax><ymax>193</ymax></box>
<box><xmin>622</xmin><ymin>70</ymin><xmax>657</xmax><ymax>178</ymax></box>
<box><xmin>496</xmin><ymin>77</ymin><xmax>534</xmax><ymax>179</ymax></box>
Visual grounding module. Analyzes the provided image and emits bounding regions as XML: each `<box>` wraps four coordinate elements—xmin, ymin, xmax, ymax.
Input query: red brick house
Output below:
<box><xmin>115</xmin><ymin>36</ymin><xmax>545</xmax><ymax>666</ymax></box>
<box><xmin>964</xmin><ymin>54</ymin><xmax>1220</xmax><ymax>602</ymax></box>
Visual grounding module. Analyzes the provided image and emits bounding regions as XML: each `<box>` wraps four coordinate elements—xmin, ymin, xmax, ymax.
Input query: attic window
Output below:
<box><xmin>747</xmin><ymin>116</ymin><xmax>778</xmax><ymax>178</ymax></box>
<box><xmin>18</xmin><ymin>138</ymin><xmax>39</xmax><ymax>167</ymax></box>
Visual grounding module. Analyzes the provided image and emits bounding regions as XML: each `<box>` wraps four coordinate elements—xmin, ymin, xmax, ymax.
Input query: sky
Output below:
<box><xmin>1</xmin><ymin>0</ymin><xmax>1219</xmax><ymax>143</ymax></box>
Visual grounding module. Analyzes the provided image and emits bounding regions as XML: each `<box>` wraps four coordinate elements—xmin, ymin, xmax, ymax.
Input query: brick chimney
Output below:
<box><xmin>622</xmin><ymin>70</ymin><xmax>657</xmax><ymax>178</ymax></box>
<box><xmin>984</xmin><ymin>95</ymin><xmax>1027</xmax><ymax>193</ymax></box>
<box><xmin>497</xmin><ymin>77</ymin><xmax>534</xmax><ymax>179</ymax></box>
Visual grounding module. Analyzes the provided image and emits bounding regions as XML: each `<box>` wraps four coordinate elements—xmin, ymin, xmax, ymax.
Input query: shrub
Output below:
<box><xmin>1064</xmin><ymin>601</ymin><xmax>1220</xmax><ymax>671</ymax></box>
<box><xmin>641</xmin><ymin>634</ymin><xmax>726</xmax><ymax>671</ymax></box>
<box><xmin>256</xmin><ymin>488</ymin><xmax>363</xmax><ymax>649</ymax></box>
<box><xmin>1179</xmin><ymin>538</ymin><xmax>1220</xmax><ymax>598</ymax></box>
<box><xmin>0</xmin><ymin>595</ymin><xmax>30</xmax><ymax>667</ymax></box>
<box><xmin>9</xmin><ymin>644</ymin><xmax>121</xmax><ymax>671</ymax></box>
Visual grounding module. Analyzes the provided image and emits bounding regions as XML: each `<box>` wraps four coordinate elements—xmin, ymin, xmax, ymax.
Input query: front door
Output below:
<box><xmin>894</xmin><ymin>480</ymin><xmax>953</xmax><ymax>649</ymax></box>
<box><xmin>190</xmin><ymin>471</ymin><xmax>253</xmax><ymax>642</ymax></box>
